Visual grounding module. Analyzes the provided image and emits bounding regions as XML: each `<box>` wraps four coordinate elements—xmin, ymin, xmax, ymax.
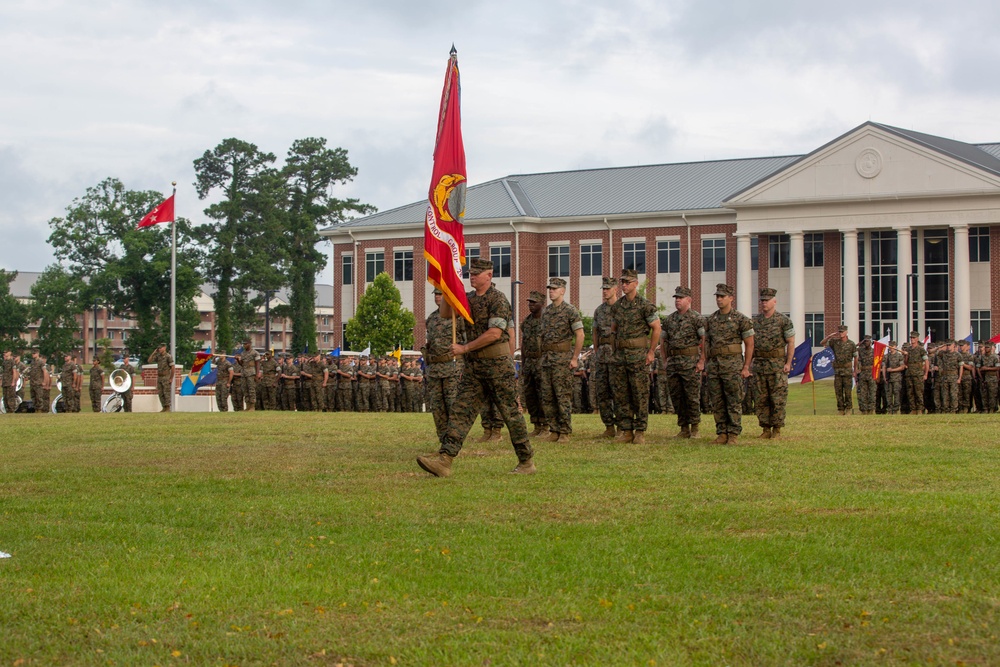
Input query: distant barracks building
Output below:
<box><xmin>321</xmin><ymin>122</ymin><xmax>1000</xmax><ymax>350</ymax></box>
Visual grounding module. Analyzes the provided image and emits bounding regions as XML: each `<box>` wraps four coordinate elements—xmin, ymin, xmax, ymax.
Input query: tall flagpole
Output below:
<box><xmin>170</xmin><ymin>181</ymin><xmax>177</xmax><ymax>412</ymax></box>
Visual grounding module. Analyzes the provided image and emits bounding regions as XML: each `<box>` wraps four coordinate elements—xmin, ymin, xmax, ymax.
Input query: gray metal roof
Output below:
<box><xmin>329</xmin><ymin>122</ymin><xmax>1000</xmax><ymax>233</ymax></box>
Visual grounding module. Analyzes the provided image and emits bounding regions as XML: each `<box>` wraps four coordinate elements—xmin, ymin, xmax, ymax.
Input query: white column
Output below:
<box><xmin>896</xmin><ymin>227</ymin><xmax>912</xmax><ymax>339</ymax></box>
<box><xmin>953</xmin><ymin>223</ymin><xmax>971</xmax><ymax>339</ymax></box>
<box><xmin>736</xmin><ymin>232</ymin><xmax>753</xmax><ymax>314</ymax></box>
<box><xmin>789</xmin><ymin>231</ymin><xmax>805</xmax><ymax>346</ymax></box>
<box><xmin>842</xmin><ymin>229</ymin><xmax>860</xmax><ymax>339</ymax></box>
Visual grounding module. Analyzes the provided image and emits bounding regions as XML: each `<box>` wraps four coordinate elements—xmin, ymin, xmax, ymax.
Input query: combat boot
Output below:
<box><xmin>529</xmin><ymin>424</ymin><xmax>545</xmax><ymax>437</ymax></box>
<box><xmin>676</xmin><ymin>426</ymin><xmax>691</xmax><ymax>438</ymax></box>
<box><xmin>486</xmin><ymin>430</ymin><xmax>502</xmax><ymax>443</ymax></box>
<box><xmin>545</xmin><ymin>431</ymin><xmax>561</xmax><ymax>442</ymax></box>
<box><xmin>556</xmin><ymin>433</ymin><xmax>570</xmax><ymax>444</ymax></box>
<box><xmin>838</xmin><ymin>410</ymin><xmax>846</xmax><ymax>416</ymax></box>
<box><xmin>477</xmin><ymin>428</ymin><xmax>494</xmax><ymax>442</ymax></box>
<box><xmin>601</xmin><ymin>425</ymin><xmax>617</xmax><ymax>438</ymax></box>
<box><xmin>531</xmin><ymin>427</ymin><xmax>550</xmax><ymax>440</ymax></box>
<box><xmin>511</xmin><ymin>458</ymin><xmax>536</xmax><ymax>474</ymax></box>
<box><xmin>726</xmin><ymin>434</ymin><xmax>739</xmax><ymax>445</ymax></box>
<box><xmin>712</xmin><ymin>434</ymin><xmax>727</xmax><ymax>444</ymax></box>
<box><xmin>760</xmin><ymin>427</ymin><xmax>771</xmax><ymax>439</ymax></box>
<box><xmin>770</xmin><ymin>427</ymin><xmax>781</xmax><ymax>439</ymax></box>
<box><xmin>690</xmin><ymin>425</ymin><xmax>699</xmax><ymax>438</ymax></box>
<box><xmin>416</xmin><ymin>452</ymin><xmax>454</xmax><ymax>478</ymax></box>
<box><xmin>614</xmin><ymin>430</ymin><xmax>633</xmax><ymax>443</ymax></box>
<box><xmin>632</xmin><ymin>431</ymin><xmax>645</xmax><ymax>444</ymax></box>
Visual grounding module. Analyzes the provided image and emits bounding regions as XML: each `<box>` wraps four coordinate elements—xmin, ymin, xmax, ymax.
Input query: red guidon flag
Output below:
<box><xmin>424</xmin><ymin>47</ymin><xmax>473</xmax><ymax>324</ymax></box>
<box><xmin>137</xmin><ymin>195</ymin><xmax>175</xmax><ymax>228</ymax></box>
<box><xmin>871</xmin><ymin>334</ymin><xmax>890</xmax><ymax>380</ymax></box>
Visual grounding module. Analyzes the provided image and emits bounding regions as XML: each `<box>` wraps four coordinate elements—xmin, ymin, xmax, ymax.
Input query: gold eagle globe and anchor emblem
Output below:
<box><xmin>433</xmin><ymin>174</ymin><xmax>467</xmax><ymax>222</ymax></box>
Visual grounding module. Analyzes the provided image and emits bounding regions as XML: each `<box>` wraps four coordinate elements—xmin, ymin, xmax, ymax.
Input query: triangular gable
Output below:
<box><xmin>725</xmin><ymin>122</ymin><xmax>1000</xmax><ymax>207</ymax></box>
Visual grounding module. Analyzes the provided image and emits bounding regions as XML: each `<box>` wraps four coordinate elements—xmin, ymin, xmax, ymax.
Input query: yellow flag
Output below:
<box><xmin>392</xmin><ymin>347</ymin><xmax>402</xmax><ymax>362</ymax></box>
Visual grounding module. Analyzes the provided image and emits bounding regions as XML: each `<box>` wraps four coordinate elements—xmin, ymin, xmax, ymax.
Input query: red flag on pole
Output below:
<box><xmin>424</xmin><ymin>46</ymin><xmax>473</xmax><ymax>324</ymax></box>
<box><xmin>871</xmin><ymin>334</ymin><xmax>890</xmax><ymax>380</ymax></box>
<box><xmin>137</xmin><ymin>195</ymin><xmax>175</xmax><ymax>228</ymax></box>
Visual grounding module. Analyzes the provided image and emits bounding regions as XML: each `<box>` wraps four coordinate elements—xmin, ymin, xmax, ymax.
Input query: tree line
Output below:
<box><xmin>0</xmin><ymin>137</ymin><xmax>385</xmax><ymax>362</ymax></box>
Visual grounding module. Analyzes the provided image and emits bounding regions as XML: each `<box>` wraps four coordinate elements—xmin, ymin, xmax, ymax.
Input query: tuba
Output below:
<box><xmin>109</xmin><ymin>369</ymin><xmax>132</xmax><ymax>394</ymax></box>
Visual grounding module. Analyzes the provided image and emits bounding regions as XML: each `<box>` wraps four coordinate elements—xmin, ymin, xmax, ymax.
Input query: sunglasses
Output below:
<box><xmin>619</xmin><ymin>279</ymin><xmax>635</xmax><ymax>284</ymax></box>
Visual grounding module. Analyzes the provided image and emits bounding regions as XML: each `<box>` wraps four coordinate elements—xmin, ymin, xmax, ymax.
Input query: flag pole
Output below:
<box><xmin>811</xmin><ymin>374</ymin><xmax>816</xmax><ymax>415</ymax></box>
<box><xmin>170</xmin><ymin>181</ymin><xmax>177</xmax><ymax>413</ymax></box>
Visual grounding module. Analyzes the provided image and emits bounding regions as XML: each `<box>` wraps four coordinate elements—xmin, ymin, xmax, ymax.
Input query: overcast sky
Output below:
<box><xmin>3</xmin><ymin>0</ymin><xmax>1000</xmax><ymax>278</ymax></box>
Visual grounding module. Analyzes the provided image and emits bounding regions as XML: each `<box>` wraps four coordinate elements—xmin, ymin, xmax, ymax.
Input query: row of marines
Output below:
<box><xmin>2</xmin><ymin>349</ymin><xmax>138</xmax><ymax>413</ymax></box>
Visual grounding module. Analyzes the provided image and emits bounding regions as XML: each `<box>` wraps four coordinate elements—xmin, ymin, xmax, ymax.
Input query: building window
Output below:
<box><xmin>580</xmin><ymin>244</ymin><xmax>602</xmax><ymax>277</ymax></box>
<box><xmin>365</xmin><ymin>251</ymin><xmax>384</xmax><ymax>283</ymax></box>
<box><xmin>342</xmin><ymin>323</ymin><xmax>350</xmax><ymax>351</ymax></box>
<box><xmin>623</xmin><ymin>241</ymin><xmax>646</xmax><ymax>274</ymax></box>
<box><xmin>656</xmin><ymin>240</ymin><xmax>680</xmax><ymax>274</ymax></box>
<box><xmin>548</xmin><ymin>245</ymin><xmax>570</xmax><ymax>278</ymax></box>
<box><xmin>769</xmin><ymin>234</ymin><xmax>790</xmax><ymax>268</ymax></box>
<box><xmin>702</xmin><ymin>238</ymin><xmax>726</xmax><ymax>272</ymax></box>
<box><xmin>342</xmin><ymin>254</ymin><xmax>354</xmax><ymax>285</ymax></box>
<box><xmin>323</xmin><ymin>334</ymin><xmax>329</xmax><ymax>343</ymax></box>
<box><xmin>462</xmin><ymin>247</ymin><xmax>480</xmax><ymax>279</ymax></box>
<box><xmin>394</xmin><ymin>250</ymin><xmax>414</xmax><ymax>282</ymax></box>
<box><xmin>751</xmin><ymin>237</ymin><xmax>759</xmax><ymax>271</ymax></box>
<box><xmin>924</xmin><ymin>229</ymin><xmax>949</xmax><ymax>341</ymax></box>
<box><xmin>869</xmin><ymin>230</ymin><xmax>898</xmax><ymax>341</ymax></box>
<box><xmin>972</xmin><ymin>310</ymin><xmax>991</xmax><ymax>342</ymax></box>
<box><xmin>970</xmin><ymin>226</ymin><xmax>990</xmax><ymax>262</ymax></box>
<box><xmin>804</xmin><ymin>233</ymin><xmax>824</xmax><ymax>267</ymax></box>
<box><xmin>322</xmin><ymin>316</ymin><xmax>329</xmax><ymax>326</ymax></box>
<box><xmin>804</xmin><ymin>313</ymin><xmax>824</xmax><ymax>346</ymax></box>
<box><xmin>490</xmin><ymin>246</ymin><xmax>511</xmax><ymax>278</ymax></box>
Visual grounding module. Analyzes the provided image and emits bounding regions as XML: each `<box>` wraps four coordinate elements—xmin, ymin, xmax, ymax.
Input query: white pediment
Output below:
<box><xmin>728</xmin><ymin>125</ymin><xmax>1000</xmax><ymax>207</ymax></box>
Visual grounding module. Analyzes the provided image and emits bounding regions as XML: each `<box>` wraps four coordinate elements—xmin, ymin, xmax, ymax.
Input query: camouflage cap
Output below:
<box><xmin>527</xmin><ymin>290</ymin><xmax>545</xmax><ymax>303</ymax></box>
<box><xmin>621</xmin><ymin>268</ymin><xmax>638</xmax><ymax>281</ymax></box>
<box><xmin>838</xmin><ymin>325</ymin><xmax>849</xmax><ymax>332</ymax></box>
<box><xmin>673</xmin><ymin>286</ymin><xmax>692</xmax><ymax>298</ymax></box>
<box><xmin>547</xmin><ymin>277</ymin><xmax>566</xmax><ymax>289</ymax></box>
<box><xmin>601</xmin><ymin>276</ymin><xmax>617</xmax><ymax>289</ymax></box>
<box><xmin>909</xmin><ymin>330</ymin><xmax>921</xmax><ymax>338</ymax></box>
<box><xmin>888</xmin><ymin>340</ymin><xmax>897</xmax><ymax>347</ymax></box>
<box><xmin>468</xmin><ymin>257</ymin><xmax>494</xmax><ymax>274</ymax></box>
<box><xmin>432</xmin><ymin>288</ymin><xmax>443</xmax><ymax>295</ymax></box>
<box><xmin>714</xmin><ymin>283</ymin><xmax>734</xmax><ymax>297</ymax></box>
<box><xmin>759</xmin><ymin>287</ymin><xmax>777</xmax><ymax>299</ymax></box>
<box><xmin>862</xmin><ymin>334</ymin><xmax>872</xmax><ymax>341</ymax></box>
<box><xmin>959</xmin><ymin>339</ymin><xmax>970</xmax><ymax>346</ymax></box>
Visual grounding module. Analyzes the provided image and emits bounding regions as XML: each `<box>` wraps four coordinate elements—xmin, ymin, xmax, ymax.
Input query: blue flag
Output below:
<box><xmin>788</xmin><ymin>338</ymin><xmax>813</xmax><ymax>378</ymax></box>
<box><xmin>810</xmin><ymin>347</ymin><xmax>836</xmax><ymax>381</ymax></box>
<box><xmin>329</xmin><ymin>347</ymin><xmax>341</xmax><ymax>357</ymax></box>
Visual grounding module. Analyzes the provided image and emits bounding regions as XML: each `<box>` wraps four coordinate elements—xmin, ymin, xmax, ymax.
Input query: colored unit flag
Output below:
<box><xmin>990</xmin><ymin>333</ymin><xmax>1000</xmax><ymax>344</ymax></box>
<box><xmin>137</xmin><ymin>194</ymin><xmax>175</xmax><ymax>228</ymax></box>
<box><xmin>788</xmin><ymin>338</ymin><xmax>813</xmax><ymax>378</ymax></box>
<box><xmin>964</xmin><ymin>331</ymin><xmax>974</xmax><ymax>344</ymax></box>
<box><xmin>329</xmin><ymin>347</ymin><xmax>341</xmax><ymax>357</ymax></box>
<box><xmin>392</xmin><ymin>347</ymin><xmax>402</xmax><ymax>362</ymax></box>
<box><xmin>423</xmin><ymin>46</ymin><xmax>473</xmax><ymax>324</ymax></box>
<box><xmin>871</xmin><ymin>334</ymin><xmax>890</xmax><ymax>380</ymax></box>
<box><xmin>181</xmin><ymin>349</ymin><xmax>214</xmax><ymax>395</ymax></box>
<box><xmin>801</xmin><ymin>347</ymin><xmax>836</xmax><ymax>383</ymax></box>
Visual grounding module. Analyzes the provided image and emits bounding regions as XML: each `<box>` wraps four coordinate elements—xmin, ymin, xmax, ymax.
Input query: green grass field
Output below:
<box><xmin>2</xmin><ymin>382</ymin><xmax>999</xmax><ymax>666</ymax></box>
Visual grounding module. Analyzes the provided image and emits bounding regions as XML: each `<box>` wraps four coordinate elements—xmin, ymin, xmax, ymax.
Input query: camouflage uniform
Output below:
<box><xmin>592</xmin><ymin>294</ymin><xmax>618</xmax><ymax>430</ymax></box>
<box><xmin>828</xmin><ymin>336</ymin><xmax>857</xmax><ymax>413</ymax></box>
<box><xmin>149</xmin><ymin>348</ymin><xmax>174</xmax><ymax>410</ymax></box>
<box><xmin>89</xmin><ymin>364</ymin><xmax>105</xmax><ymax>412</ymax></box>
<box><xmin>309</xmin><ymin>356</ymin><xmax>327</xmax><ymax>412</ymax></box>
<box><xmin>281</xmin><ymin>357</ymin><xmax>300</xmax><ymax>411</ymax></box>
<box><xmin>336</xmin><ymin>358</ymin><xmax>355</xmax><ymax>412</ymax></box>
<box><xmin>883</xmin><ymin>347</ymin><xmax>905</xmax><ymax>414</ymax></box>
<box><xmin>215</xmin><ymin>356</ymin><xmax>233</xmax><ymax>411</ymax></box>
<box><xmin>438</xmin><ymin>283</ymin><xmax>532</xmax><ymax>463</ymax></box>
<box><xmin>60</xmin><ymin>360</ymin><xmax>78</xmax><ymax>413</ymax></box>
<box><xmin>424</xmin><ymin>306</ymin><xmax>465</xmax><ymax>441</ymax></box>
<box><xmin>936</xmin><ymin>344</ymin><xmax>961</xmax><ymax>413</ymax></box>
<box><xmin>29</xmin><ymin>356</ymin><xmax>46</xmax><ymax>411</ymax></box>
<box><xmin>119</xmin><ymin>360</ymin><xmax>135</xmax><ymax>412</ymax></box>
<box><xmin>661</xmin><ymin>304</ymin><xmax>705</xmax><ymax>430</ymax></box>
<box><xmin>258</xmin><ymin>354</ymin><xmax>280</xmax><ymax>410</ymax></box>
<box><xmin>538</xmin><ymin>298</ymin><xmax>583</xmax><ymax>436</ymax></box>
<box><xmin>2</xmin><ymin>354</ymin><xmax>15</xmax><ymax>413</ymax></box>
<box><xmin>704</xmin><ymin>306</ymin><xmax>754</xmax><ymax>436</ymax></box>
<box><xmin>519</xmin><ymin>305</ymin><xmax>546</xmax><ymax>432</ymax></box>
<box><xmin>856</xmin><ymin>341</ymin><xmax>876</xmax><ymax>413</ymax></box>
<box><xmin>751</xmin><ymin>308</ymin><xmax>793</xmax><ymax>430</ymax></box>
<box><xmin>324</xmin><ymin>357</ymin><xmax>338</xmax><ymax>411</ymax></box>
<box><xmin>239</xmin><ymin>347</ymin><xmax>260</xmax><ymax>411</ymax></box>
<box><xmin>387</xmin><ymin>362</ymin><xmax>400</xmax><ymax>412</ymax></box>
<box><xmin>610</xmin><ymin>289</ymin><xmax>659</xmax><ymax>434</ymax></box>
<box><xmin>958</xmin><ymin>346</ymin><xmax>974</xmax><ymax>413</ymax></box>
<box><xmin>356</xmin><ymin>359</ymin><xmax>375</xmax><ymax>412</ymax></box>
<box><xmin>978</xmin><ymin>346</ymin><xmax>999</xmax><ymax>412</ymax></box>
<box><xmin>230</xmin><ymin>361</ymin><xmax>244</xmax><ymax>412</ymax></box>
<box><xmin>902</xmin><ymin>340</ymin><xmax>928</xmax><ymax>413</ymax></box>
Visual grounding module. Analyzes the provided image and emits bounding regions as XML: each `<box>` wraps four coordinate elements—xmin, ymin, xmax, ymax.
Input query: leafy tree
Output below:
<box><xmin>46</xmin><ymin>178</ymin><xmax>203</xmax><ymax>362</ymax></box>
<box><xmin>95</xmin><ymin>337</ymin><xmax>115</xmax><ymax>370</ymax></box>
<box><xmin>281</xmin><ymin>137</ymin><xmax>374</xmax><ymax>353</ymax></box>
<box><xmin>194</xmin><ymin>138</ymin><xmax>287</xmax><ymax>350</ymax></box>
<box><xmin>28</xmin><ymin>265</ymin><xmax>86</xmax><ymax>358</ymax></box>
<box><xmin>581</xmin><ymin>315</ymin><xmax>594</xmax><ymax>348</ymax></box>
<box><xmin>0</xmin><ymin>269</ymin><xmax>30</xmax><ymax>353</ymax></box>
<box><xmin>345</xmin><ymin>273</ymin><xmax>415</xmax><ymax>355</ymax></box>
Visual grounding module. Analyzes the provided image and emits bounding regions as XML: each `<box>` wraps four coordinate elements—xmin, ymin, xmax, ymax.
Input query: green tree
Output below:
<box><xmin>281</xmin><ymin>137</ymin><xmax>374</xmax><ymax>353</ymax></box>
<box><xmin>0</xmin><ymin>269</ymin><xmax>30</xmax><ymax>353</ymax></box>
<box><xmin>46</xmin><ymin>178</ymin><xmax>203</xmax><ymax>362</ymax></box>
<box><xmin>28</xmin><ymin>265</ymin><xmax>86</xmax><ymax>358</ymax></box>
<box><xmin>345</xmin><ymin>273</ymin><xmax>415</xmax><ymax>355</ymax></box>
<box><xmin>95</xmin><ymin>337</ymin><xmax>115</xmax><ymax>370</ymax></box>
<box><xmin>581</xmin><ymin>315</ymin><xmax>594</xmax><ymax>348</ymax></box>
<box><xmin>194</xmin><ymin>138</ymin><xmax>287</xmax><ymax>350</ymax></box>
